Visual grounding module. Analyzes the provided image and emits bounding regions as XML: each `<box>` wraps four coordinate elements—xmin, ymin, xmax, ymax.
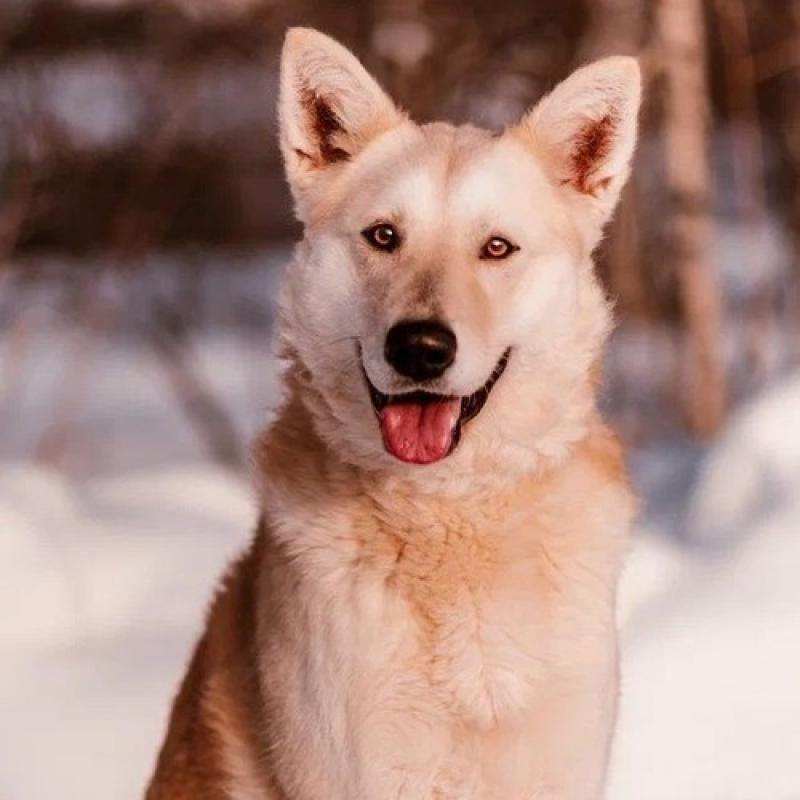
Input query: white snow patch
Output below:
<box><xmin>0</xmin><ymin>460</ymin><xmax>254</xmax><ymax>800</ymax></box>
<box><xmin>686</xmin><ymin>371</ymin><xmax>800</xmax><ymax>547</ymax></box>
<box><xmin>611</xmin><ymin>373</ymin><xmax>800</xmax><ymax>800</ymax></box>
<box><xmin>611</xmin><ymin>502</ymin><xmax>800</xmax><ymax>800</ymax></box>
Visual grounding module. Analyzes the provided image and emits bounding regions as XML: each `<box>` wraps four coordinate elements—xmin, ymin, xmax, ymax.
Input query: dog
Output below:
<box><xmin>146</xmin><ymin>27</ymin><xmax>640</xmax><ymax>800</ymax></box>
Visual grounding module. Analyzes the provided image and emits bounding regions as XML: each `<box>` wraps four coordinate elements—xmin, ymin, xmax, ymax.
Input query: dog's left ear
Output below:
<box><xmin>279</xmin><ymin>28</ymin><xmax>406</xmax><ymax>209</ymax></box>
<box><xmin>512</xmin><ymin>57</ymin><xmax>641</xmax><ymax>231</ymax></box>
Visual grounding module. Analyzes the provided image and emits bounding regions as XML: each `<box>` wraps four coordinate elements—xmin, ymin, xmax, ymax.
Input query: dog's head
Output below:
<box><xmin>276</xmin><ymin>28</ymin><xmax>640</xmax><ymax>488</ymax></box>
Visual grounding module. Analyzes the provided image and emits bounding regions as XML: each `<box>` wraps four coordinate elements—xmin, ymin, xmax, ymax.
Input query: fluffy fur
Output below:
<box><xmin>146</xmin><ymin>27</ymin><xmax>641</xmax><ymax>800</ymax></box>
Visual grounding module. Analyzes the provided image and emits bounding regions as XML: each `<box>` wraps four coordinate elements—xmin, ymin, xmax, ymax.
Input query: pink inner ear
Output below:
<box><xmin>570</xmin><ymin>113</ymin><xmax>616</xmax><ymax>195</ymax></box>
<box><xmin>300</xmin><ymin>89</ymin><xmax>350</xmax><ymax>166</ymax></box>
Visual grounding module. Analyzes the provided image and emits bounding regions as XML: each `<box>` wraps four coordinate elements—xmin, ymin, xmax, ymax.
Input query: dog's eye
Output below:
<box><xmin>480</xmin><ymin>236</ymin><xmax>518</xmax><ymax>260</ymax></box>
<box><xmin>362</xmin><ymin>223</ymin><xmax>400</xmax><ymax>252</ymax></box>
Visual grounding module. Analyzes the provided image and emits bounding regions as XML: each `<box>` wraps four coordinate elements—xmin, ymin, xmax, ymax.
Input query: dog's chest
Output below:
<box><xmin>364</xmin><ymin>511</ymin><xmax>555</xmax><ymax>729</ymax></box>
<box><xmin>271</xmin><ymin>456</ymin><xmax>629</xmax><ymax>799</ymax></box>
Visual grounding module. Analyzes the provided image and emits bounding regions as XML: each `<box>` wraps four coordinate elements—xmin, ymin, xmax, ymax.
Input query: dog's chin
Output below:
<box><xmin>362</xmin><ymin>349</ymin><xmax>511</xmax><ymax>465</ymax></box>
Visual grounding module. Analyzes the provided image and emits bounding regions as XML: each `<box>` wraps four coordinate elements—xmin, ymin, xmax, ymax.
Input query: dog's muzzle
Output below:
<box><xmin>362</xmin><ymin>347</ymin><xmax>510</xmax><ymax>465</ymax></box>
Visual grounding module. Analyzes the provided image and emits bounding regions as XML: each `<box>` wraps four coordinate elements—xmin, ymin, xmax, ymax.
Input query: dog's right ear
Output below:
<box><xmin>509</xmin><ymin>56</ymin><xmax>641</xmax><ymax>240</ymax></box>
<box><xmin>279</xmin><ymin>28</ymin><xmax>405</xmax><ymax>207</ymax></box>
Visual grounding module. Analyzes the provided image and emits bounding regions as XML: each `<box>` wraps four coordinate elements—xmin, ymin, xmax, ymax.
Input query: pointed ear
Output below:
<box><xmin>279</xmin><ymin>28</ymin><xmax>405</xmax><ymax>202</ymax></box>
<box><xmin>513</xmin><ymin>57</ymin><xmax>641</xmax><ymax>228</ymax></box>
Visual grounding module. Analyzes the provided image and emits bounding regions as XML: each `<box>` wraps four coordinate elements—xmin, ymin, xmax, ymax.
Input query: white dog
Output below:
<box><xmin>147</xmin><ymin>27</ymin><xmax>640</xmax><ymax>800</ymax></box>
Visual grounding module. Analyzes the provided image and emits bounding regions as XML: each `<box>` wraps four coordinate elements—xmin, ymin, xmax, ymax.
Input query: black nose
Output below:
<box><xmin>384</xmin><ymin>319</ymin><xmax>457</xmax><ymax>382</ymax></box>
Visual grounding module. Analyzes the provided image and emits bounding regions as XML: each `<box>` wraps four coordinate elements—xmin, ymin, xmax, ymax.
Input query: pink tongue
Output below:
<box><xmin>379</xmin><ymin>398</ymin><xmax>461</xmax><ymax>464</ymax></box>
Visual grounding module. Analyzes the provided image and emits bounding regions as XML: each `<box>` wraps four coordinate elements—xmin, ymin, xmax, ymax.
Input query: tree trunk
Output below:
<box><xmin>712</xmin><ymin>0</ymin><xmax>775</xmax><ymax>389</ymax></box>
<box><xmin>578</xmin><ymin>0</ymin><xmax>644</xmax><ymax>61</ymax></box>
<box><xmin>656</xmin><ymin>0</ymin><xmax>727</xmax><ymax>437</ymax></box>
<box><xmin>786</xmin><ymin>2</ymin><xmax>800</xmax><ymax>364</ymax></box>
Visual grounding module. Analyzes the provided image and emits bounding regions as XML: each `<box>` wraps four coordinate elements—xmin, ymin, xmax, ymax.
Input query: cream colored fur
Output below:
<box><xmin>147</xmin><ymin>27</ymin><xmax>641</xmax><ymax>800</ymax></box>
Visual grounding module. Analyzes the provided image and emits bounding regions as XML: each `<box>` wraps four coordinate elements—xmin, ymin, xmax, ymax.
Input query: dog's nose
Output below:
<box><xmin>384</xmin><ymin>319</ymin><xmax>457</xmax><ymax>382</ymax></box>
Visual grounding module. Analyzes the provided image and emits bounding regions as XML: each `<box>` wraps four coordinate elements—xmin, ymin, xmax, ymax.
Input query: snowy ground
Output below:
<box><xmin>2</xmin><ymin>325</ymin><xmax>800</xmax><ymax>800</ymax></box>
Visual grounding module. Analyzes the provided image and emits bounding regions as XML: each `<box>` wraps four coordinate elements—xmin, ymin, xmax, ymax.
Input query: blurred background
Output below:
<box><xmin>1</xmin><ymin>0</ymin><xmax>799</xmax><ymax>798</ymax></box>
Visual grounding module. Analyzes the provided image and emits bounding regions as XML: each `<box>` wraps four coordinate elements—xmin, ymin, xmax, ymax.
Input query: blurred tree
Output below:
<box><xmin>712</xmin><ymin>0</ymin><xmax>774</xmax><ymax>387</ymax></box>
<box><xmin>656</xmin><ymin>0</ymin><xmax>727</xmax><ymax>436</ymax></box>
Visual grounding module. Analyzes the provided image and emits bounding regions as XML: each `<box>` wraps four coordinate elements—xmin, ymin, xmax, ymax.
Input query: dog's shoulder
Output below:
<box><xmin>552</xmin><ymin>419</ymin><xmax>635</xmax><ymax>511</ymax></box>
<box><xmin>579</xmin><ymin>420</ymin><xmax>630</xmax><ymax>486</ymax></box>
<box><xmin>145</xmin><ymin>633</ymin><xmax>228</xmax><ymax>800</ymax></box>
<box><xmin>146</xmin><ymin>523</ymin><xmax>274</xmax><ymax>800</ymax></box>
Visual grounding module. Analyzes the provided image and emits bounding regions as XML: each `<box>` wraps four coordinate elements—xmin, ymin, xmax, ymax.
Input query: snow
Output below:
<box><xmin>1</xmin><ymin>330</ymin><xmax>799</xmax><ymax>799</ymax></box>
<box><xmin>610</xmin><ymin>374</ymin><xmax>800</xmax><ymax>800</ymax></box>
<box><xmin>0</xmin><ymin>461</ymin><xmax>255</xmax><ymax>800</ymax></box>
<box><xmin>685</xmin><ymin>372</ymin><xmax>800</xmax><ymax>548</ymax></box>
<box><xmin>612</xmin><ymin>511</ymin><xmax>800</xmax><ymax>799</ymax></box>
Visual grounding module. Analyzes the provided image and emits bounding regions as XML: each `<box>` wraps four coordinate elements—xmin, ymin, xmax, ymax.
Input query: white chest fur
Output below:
<box><xmin>261</xmin><ymin>446</ymin><xmax>633</xmax><ymax>799</ymax></box>
<box><xmin>285</xmin><ymin>504</ymin><xmax>622</xmax><ymax>800</ymax></box>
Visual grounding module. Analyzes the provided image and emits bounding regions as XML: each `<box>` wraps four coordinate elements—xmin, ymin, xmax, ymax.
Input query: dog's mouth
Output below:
<box><xmin>362</xmin><ymin>349</ymin><xmax>510</xmax><ymax>465</ymax></box>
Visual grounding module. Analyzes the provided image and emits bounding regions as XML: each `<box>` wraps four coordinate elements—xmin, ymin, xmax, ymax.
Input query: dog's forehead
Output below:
<box><xmin>350</xmin><ymin>123</ymin><xmax>489</xmax><ymax>213</ymax></box>
<box><xmin>354</xmin><ymin>122</ymin><xmax>559</xmax><ymax>234</ymax></box>
<box><xmin>446</xmin><ymin>139</ymin><xmax>557</xmax><ymax>228</ymax></box>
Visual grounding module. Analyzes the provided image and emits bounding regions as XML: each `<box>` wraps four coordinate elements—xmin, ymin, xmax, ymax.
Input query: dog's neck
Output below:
<box><xmin>253</xmin><ymin>365</ymin><xmax>597</xmax><ymax>533</ymax></box>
